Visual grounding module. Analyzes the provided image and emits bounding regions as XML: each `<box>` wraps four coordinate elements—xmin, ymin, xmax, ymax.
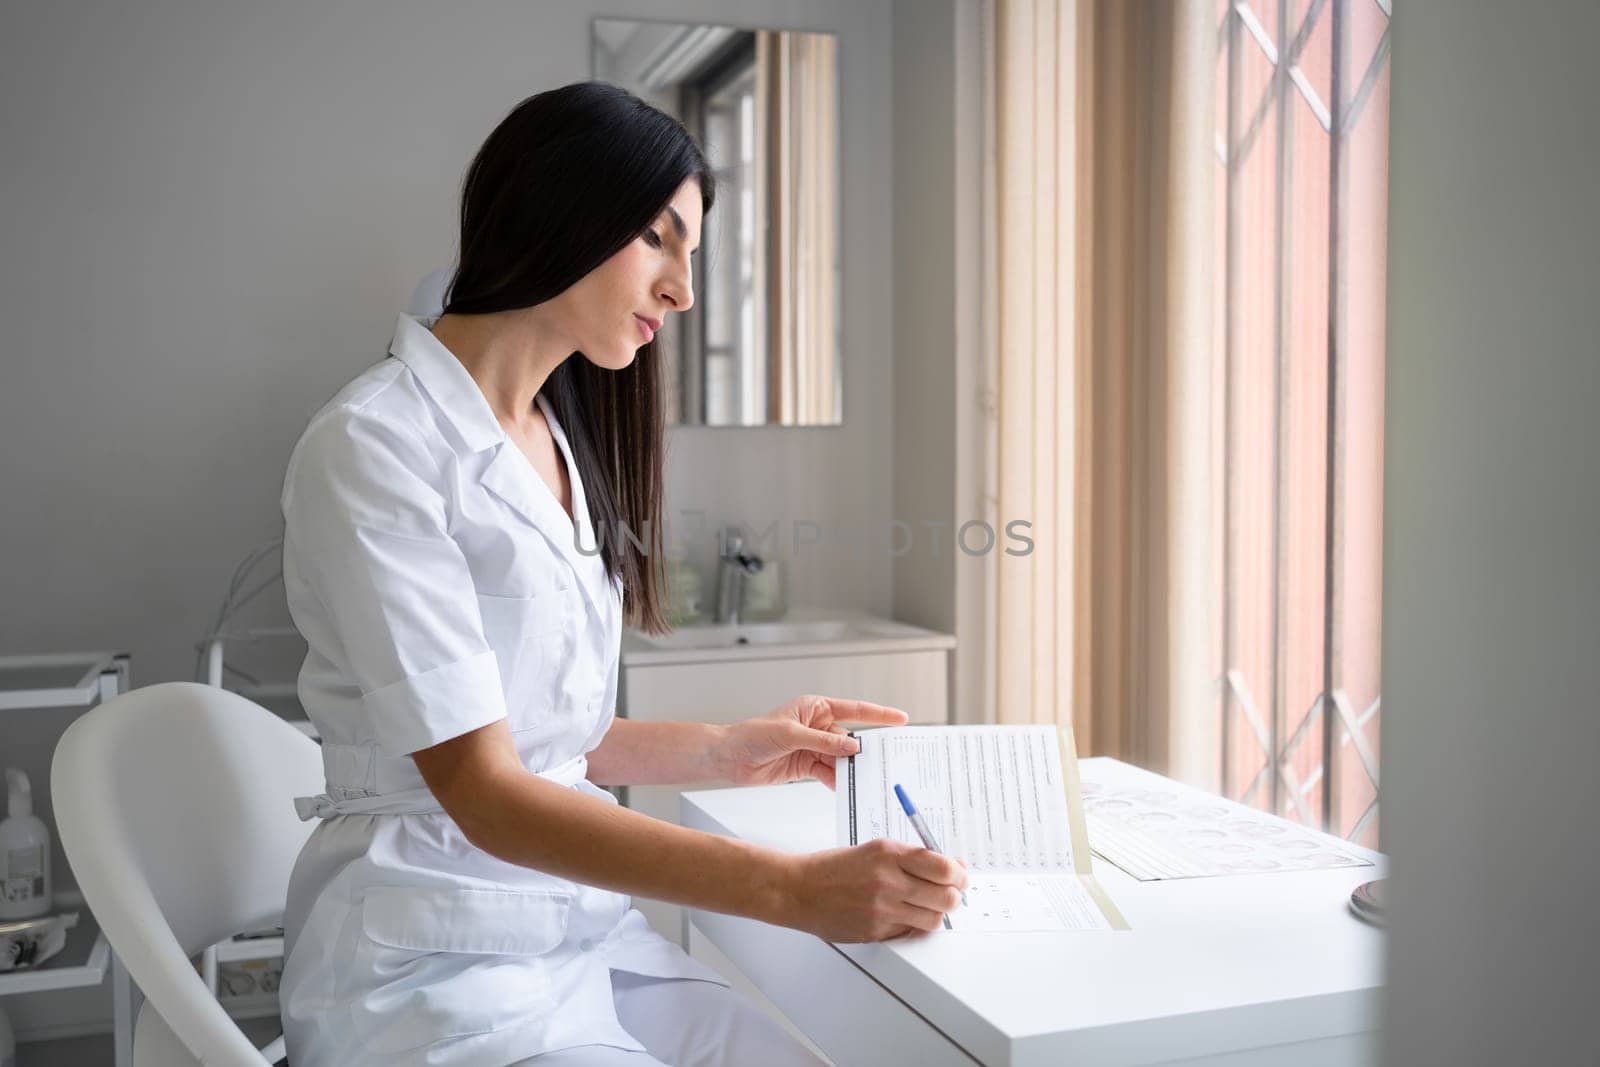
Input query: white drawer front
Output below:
<box><xmin>620</xmin><ymin>650</ymin><xmax>949</xmax><ymax>723</ymax></box>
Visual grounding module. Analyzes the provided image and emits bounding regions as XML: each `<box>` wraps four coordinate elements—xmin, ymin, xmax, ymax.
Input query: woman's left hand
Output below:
<box><xmin>717</xmin><ymin>695</ymin><xmax>909</xmax><ymax>789</ymax></box>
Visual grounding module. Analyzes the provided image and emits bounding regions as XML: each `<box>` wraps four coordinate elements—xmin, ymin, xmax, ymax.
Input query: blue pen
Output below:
<box><xmin>894</xmin><ymin>784</ymin><xmax>968</xmax><ymax>906</ymax></box>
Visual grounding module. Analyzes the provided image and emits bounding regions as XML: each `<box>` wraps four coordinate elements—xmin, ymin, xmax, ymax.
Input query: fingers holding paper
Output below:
<box><xmin>815</xmin><ymin>697</ymin><xmax>911</xmax><ymax>729</ymax></box>
<box><xmin>717</xmin><ymin>694</ymin><xmax>911</xmax><ymax>789</ymax></box>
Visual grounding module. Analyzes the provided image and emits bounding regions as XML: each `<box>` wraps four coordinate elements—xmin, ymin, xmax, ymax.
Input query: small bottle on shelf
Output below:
<box><xmin>0</xmin><ymin>769</ymin><xmax>51</xmax><ymax>921</ymax></box>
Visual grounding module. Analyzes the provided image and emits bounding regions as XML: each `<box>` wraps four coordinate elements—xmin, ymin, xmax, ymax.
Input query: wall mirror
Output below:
<box><xmin>593</xmin><ymin>18</ymin><xmax>842</xmax><ymax>427</ymax></box>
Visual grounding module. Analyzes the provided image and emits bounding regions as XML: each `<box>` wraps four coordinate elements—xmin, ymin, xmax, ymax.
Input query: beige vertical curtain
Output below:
<box><xmin>759</xmin><ymin>31</ymin><xmax>839</xmax><ymax>424</ymax></box>
<box><xmin>984</xmin><ymin>0</ymin><xmax>1217</xmax><ymax>786</ymax></box>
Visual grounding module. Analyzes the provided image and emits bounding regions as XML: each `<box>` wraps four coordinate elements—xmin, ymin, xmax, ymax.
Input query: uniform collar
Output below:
<box><xmin>387</xmin><ymin>314</ymin><xmax>613</xmax><ymax>622</ymax></box>
<box><xmin>387</xmin><ymin>313</ymin><xmax>504</xmax><ymax>454</ymax></box>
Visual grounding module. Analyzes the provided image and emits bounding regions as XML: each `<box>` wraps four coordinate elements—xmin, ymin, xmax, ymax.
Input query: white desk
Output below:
<box><xmin>681</xmin><ymin>758</ymin><xmax>1385</xmax><ymax>1067</ymax></box>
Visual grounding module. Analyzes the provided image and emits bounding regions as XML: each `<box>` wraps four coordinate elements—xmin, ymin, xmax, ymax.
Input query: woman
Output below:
<box><xmin>277</xmin><ymin>82</ymin><xmax>967</xmax><ymax>1067</ymax></box>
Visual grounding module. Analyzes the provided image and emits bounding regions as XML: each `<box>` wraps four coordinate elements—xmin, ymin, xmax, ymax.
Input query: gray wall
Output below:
<box><xmin>890</xmin><ymin>0</ymin><xmax>959</xmax><ymax>666</ymax></box>
<box><xmin>1381</xmin><ymin>3</ymin><xmax>1600</xmax><ymax>1064</ymax></box>
<box><xmin>0</xmin><ymin>0</ymin><xmax>894</xmax><ymax>688</ymax></box>
<box><xmin>889</xmin><ymin>0</ymin><xmax>990</xmax><ymax>726</ymax></box>
<box><xmin>0</xmin><ymin>0</ymin><xmax>892</xmax><ymax>1042</ymax></box>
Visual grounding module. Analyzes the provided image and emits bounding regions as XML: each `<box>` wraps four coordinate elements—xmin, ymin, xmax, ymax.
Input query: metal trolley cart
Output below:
<box><xmin>0</xmin><ymin>652</ymin><xmax>135</xmax><ymax>1067</ymax></box>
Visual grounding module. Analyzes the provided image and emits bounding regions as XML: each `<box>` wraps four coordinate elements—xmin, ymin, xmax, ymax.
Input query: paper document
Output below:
<box><xmin>839</xmin><ymin>725</ymin><xmax>1127</xmax><ymax>932</ymax></box>
<box><xmin>1082</xmin><ymin>777</ymin><xmax>1375</xmax><ymax>880</ymax></box>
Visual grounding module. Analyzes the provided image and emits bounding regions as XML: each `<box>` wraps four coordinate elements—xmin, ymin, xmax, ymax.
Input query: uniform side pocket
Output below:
<box><xmin>360</xmin><ymin>885</ymin><xmax>571</xmax><ymax>955</ymax></box>
<box><xmin>350</xmin><ymin>886</ymin><xmax>573</xmax><ymax>1054</ymax></box>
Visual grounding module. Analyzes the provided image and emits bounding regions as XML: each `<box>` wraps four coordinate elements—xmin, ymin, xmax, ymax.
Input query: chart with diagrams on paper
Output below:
<box><xmin>1081</xmin><ymin>772</ymin><xmax>1375</xmax><ymax>881</ymax></box>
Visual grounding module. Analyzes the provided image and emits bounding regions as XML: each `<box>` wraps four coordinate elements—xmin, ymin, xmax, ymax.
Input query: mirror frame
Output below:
<box><xmin>591</xmin><ymin>15</ymin><xmax>845</xmax><ymax>429</ymax></box>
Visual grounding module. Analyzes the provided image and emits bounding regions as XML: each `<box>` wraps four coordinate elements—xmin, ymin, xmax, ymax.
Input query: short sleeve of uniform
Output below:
<box><xmin>282</xmin><ymin>408</ymin><xmax>506</xmax><ymax>757</ymax></box>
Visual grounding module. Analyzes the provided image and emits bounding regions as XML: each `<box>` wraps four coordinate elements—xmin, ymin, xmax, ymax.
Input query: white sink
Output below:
<box><xmin>632</xmin><ymin>618</ymin><xmax>894</xmax><ymax>650</ymax></box>
<box><xmin>621</xmin><ymin>611</ymin><xmax>955</xmax><ymax>664</ymax></box>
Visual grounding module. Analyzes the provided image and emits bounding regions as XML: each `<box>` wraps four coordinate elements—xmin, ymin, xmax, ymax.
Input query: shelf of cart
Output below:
<box><xmin>0</xmin><ymin>652</ymin><xmax>127</xmax><ymax>711</ymax></box>
<box><xmin>0</xmin><ymin>909</ymin><xmax>110</xmax><ymax>996</ymax></box>
<box><xmin>214</xmin><ymin>935</ymin><xmax>285</xmax><ymax>964</ymax></box>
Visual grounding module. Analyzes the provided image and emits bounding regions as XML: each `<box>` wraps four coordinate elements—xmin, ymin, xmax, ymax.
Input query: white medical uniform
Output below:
<box><xmin>276</xmin><ymin>315</ymin><xmax>811</xmax><ymax>1066</ymax></box>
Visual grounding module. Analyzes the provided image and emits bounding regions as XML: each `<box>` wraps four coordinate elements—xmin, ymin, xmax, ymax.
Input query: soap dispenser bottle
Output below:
<box><xmin>0</xmin><ymin>768</ymin><xmax>51</xmax><ymax>920</ymax></box>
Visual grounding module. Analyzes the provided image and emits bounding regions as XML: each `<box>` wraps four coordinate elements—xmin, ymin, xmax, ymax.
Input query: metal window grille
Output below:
<box><xmin>1216</xmin><ymin>0</ymin><xmax>1390</xmax><ymax>845</ymax></box>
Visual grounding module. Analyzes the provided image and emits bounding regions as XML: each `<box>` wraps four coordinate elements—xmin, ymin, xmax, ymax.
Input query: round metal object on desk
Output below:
<box><xmin>1348</xmin><ymin>879</ymin><xmax>1386</xmax><ymax>927</ymax></box>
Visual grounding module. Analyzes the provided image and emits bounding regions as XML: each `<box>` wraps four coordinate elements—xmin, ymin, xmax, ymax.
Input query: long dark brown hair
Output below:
<box><xmin>441</xmin><ymin>82</ymin><xmax>714</xmax><ymax>635</ymax></box>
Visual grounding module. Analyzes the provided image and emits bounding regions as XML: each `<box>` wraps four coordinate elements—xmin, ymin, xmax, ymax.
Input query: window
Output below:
<box><xmin>1213</xmin><ymin>0</ymin><xmax>1391</xmax><ymax>846</ymax></box>
<box><xmin>685</xmin><ymin>38</ymin><xmax>761</xmax><ymax>425</ymax></box>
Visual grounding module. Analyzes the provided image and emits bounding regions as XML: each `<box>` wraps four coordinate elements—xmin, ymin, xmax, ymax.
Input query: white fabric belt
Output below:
<box><xmin>293</xmin><ymin>754</ymin><xmax>590</xmax><ymax>821</ymax></box>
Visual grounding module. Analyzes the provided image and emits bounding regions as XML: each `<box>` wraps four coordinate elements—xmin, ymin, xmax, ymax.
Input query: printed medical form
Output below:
<box><xmin>838</xmin><ymin>725</ymin><xmax>1127</xmax><ymax>932</ymax></box>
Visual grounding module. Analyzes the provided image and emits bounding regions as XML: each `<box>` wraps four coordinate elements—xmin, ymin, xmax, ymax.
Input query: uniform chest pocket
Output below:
<box><xmin>475</xmin><ymin>591</ymin><xmax>566</xmax><ymax>721</ymax></box>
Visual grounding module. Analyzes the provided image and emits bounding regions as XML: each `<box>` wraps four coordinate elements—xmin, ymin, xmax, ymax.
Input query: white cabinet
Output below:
<box><xmin>616</xmin><ymin>614</ymin><xmax>954</xmax><ymax>944</ymax></box>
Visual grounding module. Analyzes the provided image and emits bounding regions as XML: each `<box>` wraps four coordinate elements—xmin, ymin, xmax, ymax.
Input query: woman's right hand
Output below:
<box><xmin>780</xmin><ymin>839</ymin><xmax>970</xmax><ymax>943</ymax></box>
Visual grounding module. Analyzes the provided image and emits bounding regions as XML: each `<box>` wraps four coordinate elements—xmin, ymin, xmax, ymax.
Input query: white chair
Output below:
<box><xmin>52</xmin><ymin>682</ymin><xmax>323</xmax><ymax>1066</ymax></box>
